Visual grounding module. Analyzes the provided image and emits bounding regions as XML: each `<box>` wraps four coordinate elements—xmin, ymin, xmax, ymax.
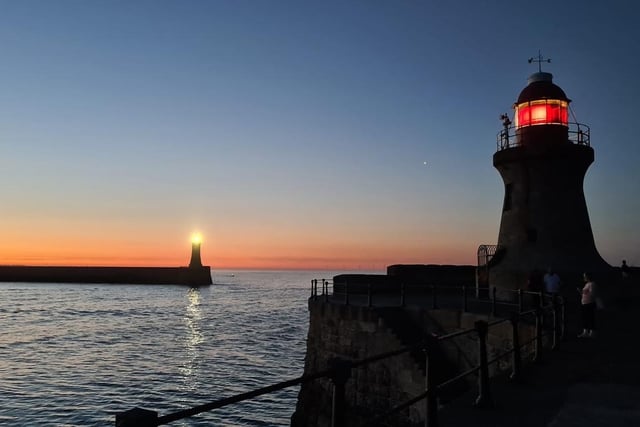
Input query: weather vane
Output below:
<box><xmin>528</xmin><ymin>50</ymin><xmax>551</xmax><ymax>72</ymax></box>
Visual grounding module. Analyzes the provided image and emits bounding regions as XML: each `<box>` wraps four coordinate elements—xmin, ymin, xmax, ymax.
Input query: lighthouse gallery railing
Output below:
<box><xmin>497</xmin><ymin>122</ymin><xmax>590</xmax><ymax>151</ymax></box>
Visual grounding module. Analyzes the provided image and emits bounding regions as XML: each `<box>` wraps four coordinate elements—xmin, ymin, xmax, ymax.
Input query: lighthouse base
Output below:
<box><xmin>488</xmin><ymin>246</ymin><xmax>612</xmax><ymax>301</ymax></box>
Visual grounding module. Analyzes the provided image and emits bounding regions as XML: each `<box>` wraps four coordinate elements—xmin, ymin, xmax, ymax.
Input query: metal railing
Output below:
<box><xmin>477</xmin><ymin>245</ymin><xmax>501</xmax><ymax>267</ymax></box>
<box><xmin>477</xmin><ymin>244</ymin><xmax>503</xmax><ymax>298</ymax></box>
<box><xmin>496</xmin><ymin>122</ymin><xmax>590</xmax><ymax>151</ymax></box>
<box><xmin>311</xmin><ymin>278</ymin><xmax>561</xmax><ymax>316</ymax></box>
<box><xmin>363</xmin><ymin>311</ymin><xmax>536</xmax><ymax>426</ymax></box>
<box><xmin>116</xmin><ymin>284</ymin><xmax>565</xmax><ymax>427</ymax></box>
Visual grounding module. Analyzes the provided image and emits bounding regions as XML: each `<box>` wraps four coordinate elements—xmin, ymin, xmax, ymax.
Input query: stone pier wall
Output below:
<box><xmin>292</xmin><ymin>300</ymin><xmax>540</xmax><ymax>426</ymax></box>
<box><xmin>292</xmin><ymin>301</ymin><xmax>426</xmax><ymax>427</ymax></box>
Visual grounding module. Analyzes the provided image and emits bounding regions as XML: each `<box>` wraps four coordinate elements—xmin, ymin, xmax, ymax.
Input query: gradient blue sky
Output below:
<box><xmin>1</xmin><ymin>1</ymin><xmax>638</xmax><ymax>269</ymax></box>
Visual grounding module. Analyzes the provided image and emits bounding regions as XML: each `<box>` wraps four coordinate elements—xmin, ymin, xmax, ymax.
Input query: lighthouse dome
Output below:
<box><xmin>517</xmin><ymin>72</ymin><xmax>570</xmax><ymax>103</ymax></box>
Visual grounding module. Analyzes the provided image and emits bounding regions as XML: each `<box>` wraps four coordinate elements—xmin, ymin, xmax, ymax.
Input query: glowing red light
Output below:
<box><xmin>515</xmin><ymin>100</ymin><xmax>568</xmax><ymax>128</ymax></box>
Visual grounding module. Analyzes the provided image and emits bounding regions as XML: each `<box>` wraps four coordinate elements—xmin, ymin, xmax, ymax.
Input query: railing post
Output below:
<box><xmin>509</xmin><ymin>312</ymin><xmax>522</xmax><ymax>383</ymax></box>
<box><xmin>534</xmin><ymin>307</ymin><xmax>543</xmax><ymax>364</ymax></box>
<box><xmin>474</xmin><ymin>320</ymin><xmax>493</xmax><ymax>408</ymax></box>
<box><xmin>367</xmin><ymin>283</ymin><xmax>372</xmax><ymax>308</ymax></box>
<box><xmin>424</xmin><ymin>335</ymin><xmax>438</xmax><ymax>427</ymax></box>
<box><xmin>400</xmin><ymin>283</ymin><xmax>405</xmax><ymax>307</ymax></box>
<box><xmin>115</xmin><ymin>407</ymin><xmax>158</xmax><ymax>427</ymax></box>
<box><xmin>560</xmin><ymin>296</ymin><xmax>567</xmax><ymax>341</ymax></box>
<box><xmin>345</xmin><ymin>281</ymin><xmax>349</xmax><ymax>306</ymax></box>
<box><xmin>517</xmin><ymin>288</ymin><xmax>523</xmax><ymax>313</ymax></box>
<box><xmin>538</xmin><ymin>291</ymin><xmax>544</xmax><ymax>309</ymax></box>
<box><xmin>324</xmin><ymin>279</ymin><xmax>329</xmax><ymax>302</ymax></box>
<box><xmin>551</xmin><ymin>296</ymin><xmax>559</xmax><ymax>351</ymax></box>
<box><xmin>431</xmin><ymin>284</ymin><xmax>438</xmax><ymax>309</ymax></box>
<box><xmin>462</xmin><ymin>285</ymin><xmax>468</xmax><ymax>313</ymax></box>
<box><xmin>311</xmin><ymin>279</ymin><xmax>315</xmax><ymax>299</ymax></box>
<box><xmin>491</xmin><ymin>287</ymin><xmax>497</xmax><ymax>317</ymax></box>
<box><xmin>328</xmin><ymin>357</ymin><xmax>352</xmax><ymax>427</ymax></box>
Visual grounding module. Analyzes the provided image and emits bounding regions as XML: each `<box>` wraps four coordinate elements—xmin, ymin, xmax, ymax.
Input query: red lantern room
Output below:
<box><xmin>497</xmin><ymin>69</ymin><xmax>590</xmax><ymax>151</ymax></box>
<box><xmin>513</xmin><ymin>72</ymin><xmax>571</xmax><ymax>147</ymax></box>
<box><xmin>514</xmin><ymin>72</ymin><xmax>570</xmax><ymax>128</ymax></box>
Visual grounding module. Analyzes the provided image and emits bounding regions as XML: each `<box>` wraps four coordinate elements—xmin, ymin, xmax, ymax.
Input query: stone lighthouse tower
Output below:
<box><xmin>489</xmin><ymin>61</ymin><xmax>609</xmax><ymax>293</ymax></box>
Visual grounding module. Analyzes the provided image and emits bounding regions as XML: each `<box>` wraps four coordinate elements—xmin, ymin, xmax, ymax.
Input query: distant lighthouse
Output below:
<box><xmin>489</xmin><ymin>57</ymin><xmax>609</xmax><ymax>293</ymax></box>
<box><xmin>189</xmin><ymin>233</ymin><xmax>203</xmax><ymax>268</ymax></box>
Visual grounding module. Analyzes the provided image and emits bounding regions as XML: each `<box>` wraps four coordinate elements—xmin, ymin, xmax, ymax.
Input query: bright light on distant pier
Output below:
<box><xmin>191</xmin><ymin>233</ymin><xmax>202</xmax><ymax>245</ymax></box>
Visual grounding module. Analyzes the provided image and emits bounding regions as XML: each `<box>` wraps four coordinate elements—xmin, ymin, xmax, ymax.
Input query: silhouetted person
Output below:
<box><xmin>543</xmin><ymin>267</ymin><xmax>561</xmax><ymax>296</ymax></box>
<box><xmin>577</xmin><ymin>272</ymin><xmax>597</xmax><ymax>338</ymax></box>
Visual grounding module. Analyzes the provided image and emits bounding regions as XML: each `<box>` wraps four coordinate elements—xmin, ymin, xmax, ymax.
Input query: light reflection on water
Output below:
<box><xmin>0</xmin><ymin>270</ymin><xmax>339</xmax><ymax>426</ymax></box>
<box><xmin>180</xmin><ymin>288</ymin><xmax>204</xmax><ymax>388</ymax></box>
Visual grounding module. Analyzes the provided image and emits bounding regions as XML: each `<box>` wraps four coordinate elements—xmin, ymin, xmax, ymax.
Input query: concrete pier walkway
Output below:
<box><xmin>438</xmin><ymin>297</ymin><xmax>640</xmax><ymax>426</ymax></box>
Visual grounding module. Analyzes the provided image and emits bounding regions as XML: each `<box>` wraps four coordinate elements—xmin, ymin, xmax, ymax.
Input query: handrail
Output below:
<box><xmin>116</xmin><ymin>286</ymin><xmax>564</xmax><ymax>427</ymax></box>
<box><xmin>319</xmin><ymin>280</ymin><xmax>551</xmax><ymax>318</ymax></box>
<box><xmin>496</xmin><ymin>122</ymin><xmax>590</xmax><ymax>151</ymax></box>
<box><xmin>361</xmin><ymin>303</ymin><xmax>559</xmax><ymax>425</ymax></box>
<box><xmin>365</xmin><ymin>388</ymin><xmax>431</xmax><ymax>425</ymax></box>
<box><xmin>435</xmin><ymin>365</ymin><xmax>480</xmax><ymax>392</ymax></box>
<box><xmin>157</xmin><ymin>375</ymin><xmax>311</xmax><ymax>424</ymax></box>
<box><xmin>351</xmin><ymin>344</ymin><xmax>417</xmax><ymax>369</ymax></box>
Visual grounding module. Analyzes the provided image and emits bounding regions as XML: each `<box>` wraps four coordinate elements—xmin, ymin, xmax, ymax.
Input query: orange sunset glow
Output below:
<box><xmin>0</xmin><ymin>225</ymin><xmax>478</xmax><ymax>271</ymax></box>
<box><xmin>1</xmin><ymin>192</ymin><xmax>487</xmax><ymax>271</ymax></box>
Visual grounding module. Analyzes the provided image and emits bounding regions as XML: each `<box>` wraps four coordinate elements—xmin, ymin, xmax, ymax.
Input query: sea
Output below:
<box><xmin>0</xmin><ymin>270</ymin><xmax>351</xmax><ymax>426</ymax></box>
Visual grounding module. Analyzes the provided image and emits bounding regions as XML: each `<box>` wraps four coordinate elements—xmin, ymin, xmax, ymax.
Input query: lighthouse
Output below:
<box><xmin>488</xmin><ymin>58</ymin><xmax>610</xmax><ymax>293</ymax></box>
<box><xmin>189</xmin><ymin>233</ymin><xmax>203</xmax><ymax>268</ymax></box>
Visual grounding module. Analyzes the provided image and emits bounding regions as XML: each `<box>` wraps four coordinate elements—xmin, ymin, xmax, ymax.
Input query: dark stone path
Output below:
<box><xmin>437</xmin><ymin>293</ymin><xmax>640</xmax><ymax>426</ymax></box>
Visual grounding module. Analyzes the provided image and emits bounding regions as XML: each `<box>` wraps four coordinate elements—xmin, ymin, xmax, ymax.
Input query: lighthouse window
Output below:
<box><xmin>548</xmin><ymin>103</ymin><xmax>561</xmax><ymax>123</ymax></box>
<box><xmin>515</xmin><ymin>100</ymin><xmax>568</xmax><ymax>128</ymax></box>
<box><xmin>503</xmin><ymin>183</ymin><xmax>513</xmax><ymax>211</ymax></box>
<box><xmin>530</xmin><ymin>104</ymin><xmax>547</xmax><ymax>124</ymax></box>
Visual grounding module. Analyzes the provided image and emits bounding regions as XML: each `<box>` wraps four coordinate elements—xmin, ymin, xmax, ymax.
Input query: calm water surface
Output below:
<box><xmin>0</xmin><ymin>270</ymin><xmax>338</xmax><ymax>426</ymax></box>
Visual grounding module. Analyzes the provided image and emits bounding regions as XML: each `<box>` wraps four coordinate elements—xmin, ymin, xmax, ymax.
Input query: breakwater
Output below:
<box><xmin>0</xmin><ymin>265</ymin><xmax>212</xmax><ymax>286</ymax></box>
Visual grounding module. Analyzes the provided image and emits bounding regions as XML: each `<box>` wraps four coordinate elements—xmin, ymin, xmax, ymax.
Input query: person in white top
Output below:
<box><xmin>577</xmin><ymin>272</ymin><xmax>597</xmax><ymax>338</ymax></box>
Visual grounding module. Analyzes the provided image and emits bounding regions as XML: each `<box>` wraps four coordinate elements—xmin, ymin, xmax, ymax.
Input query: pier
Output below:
<box><xmin>0</xmin><ymin>265</ymin><xmax>212</xmax><ymax>286</ymax></box>
<box><xmin>114</xmin><ymin>273</ymin><xmax>640</xmax><ymax>426</ymax></box>
<box><xmin>0</xmin><ymin>238</ymin><xmax>212</xmax><ymax>286</ymax></box>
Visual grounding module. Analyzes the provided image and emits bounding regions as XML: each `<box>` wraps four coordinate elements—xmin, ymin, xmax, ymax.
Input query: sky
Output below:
<box><xmin>1</xmin><ymin>0</ymin><xmax>639</xmax><ymax>270</ymax></box>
